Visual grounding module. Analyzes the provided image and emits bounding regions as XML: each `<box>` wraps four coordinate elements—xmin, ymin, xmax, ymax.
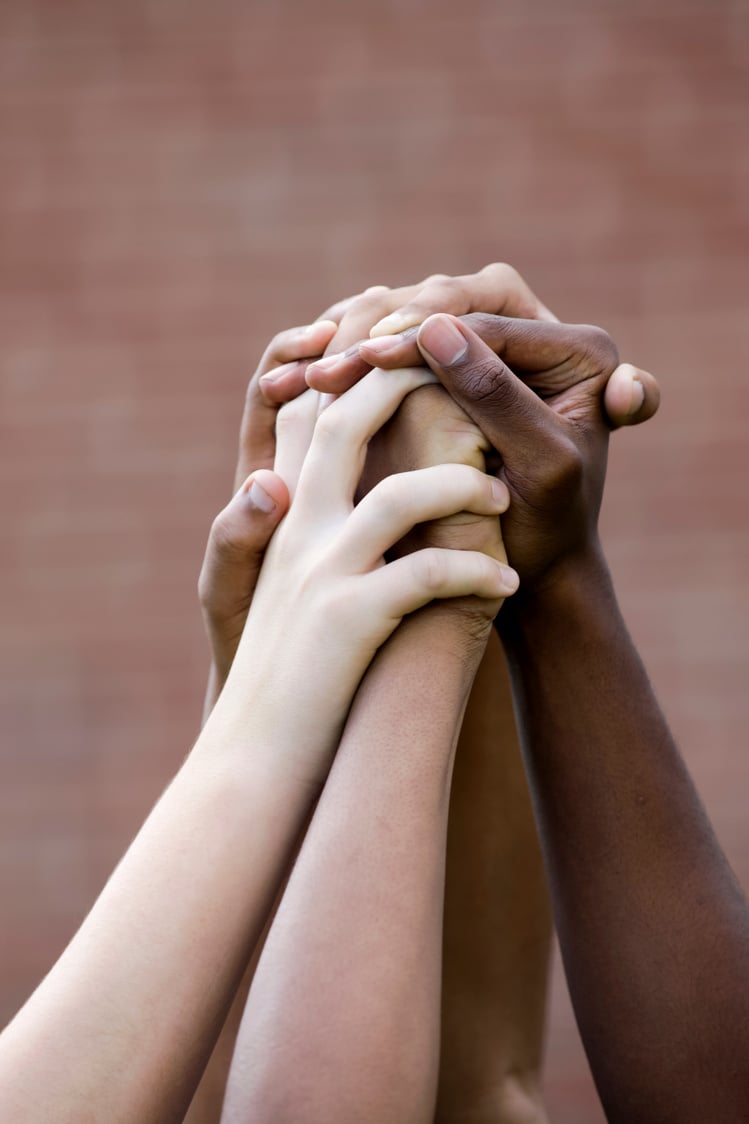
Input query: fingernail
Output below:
<box><xmin>307</xmin><ymin>354</ymin><xmax>342</xmax><ymax>373</ymax></box>
<box><xmin>629</xmin><ymin>378</ymin><xmax>645</xmax><ymax>414</ymax></box>
<box><xmin>360</xmin><ymin>334</ymin><xmax>401</xmax><ymax>356</ymax></box>
<box><xmin>245</xmin><ymin>478</ymin><xmax>277</xmax><ymax>514</ymax></box>
<box><xmin>371</xmin><ymin>312</ymin><xmax>411</xmax><ymax>336</ymax></box>
<box><xmin>419</xmin><ymin>316</ymin><xmax>467</xmax><ymax>365</ymax></box>
<box><xmin>499</xmin><ymin>563</ymin><xmax>519</xmax><ymax>593</ymax></box>
<box><xmin>490</xmin><ymin>477</ymin><xmax>509</xmax><ymax>508</ymax></box>
<box><xmin>260</xmin><ymin>360</ymin><xmax>299</xmax><ymax>385</ymax></box>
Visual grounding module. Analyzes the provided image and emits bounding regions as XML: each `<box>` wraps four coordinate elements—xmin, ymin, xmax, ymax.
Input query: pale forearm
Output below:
<box><xmin>222</xmin><ymin>604</ymin><xmax>489</xmax><ymax>1124</ymax></box>
<box><xmin>501</xmin><ymin>549</ymin><xmax>749</xmax><ymax>1122</ymax></box>
<box><xmin>0</xmin><ymin>714</ymin><xmax>315</xmax><ymax>1124</ymax></box>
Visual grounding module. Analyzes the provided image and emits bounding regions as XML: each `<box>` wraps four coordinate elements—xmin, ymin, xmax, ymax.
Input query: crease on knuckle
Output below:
<box><xmin>370</xmin><ymin>475</ymin><xmax>406</xmax><ymax>524</ymax></box>
<box><xmin>275</xmin><ymin>392</ymin><xmax>312</xmax><ymax>432</ymax></box>
<box><xmin>207</xmin><ymin>512</ymin><xmax>248</xmax><ymax>562</ymax></box>
<box><xmin>348</xmin><ymin>287</ymin><xmax>392</xmax><ymax>318</ymax></box>
<box><xmin>579</xmin><ymin>324</ymin><xmax>620</xmax><ymax>373</ymax></box>
<box><xmin>466</xmin><ymin>357</ymin><xmax>507</xmax><ymax>405</ymax></box>
<box><xmin>417</xmin><ymin>548</ymin><xmax>448</xmax><ymax>594</ymax></box>
<box><xmin>312</xmin><ymin>405</ymin><xmax>343</xmax><ymax>445</ymax></box>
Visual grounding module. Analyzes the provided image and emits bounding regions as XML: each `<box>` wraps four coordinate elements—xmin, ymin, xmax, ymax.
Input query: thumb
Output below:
<box><xmin>199</xmin><ymin>469</ymin><xmax>290</xmax><ymax>626</ymax></box>
<box><xmin>603</xmin><ymin>363</ymin><xmax>661</xmax><ymax>429</ymax></box>
<box><xmin>416</xmin><ymin>314</ymin><xmax>558</xmax><ymax>473</ymax></box>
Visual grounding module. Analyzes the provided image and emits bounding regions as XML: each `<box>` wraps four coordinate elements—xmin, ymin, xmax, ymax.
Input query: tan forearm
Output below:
<box><xmin>222</xmin><ymin>603</ymin><xmax>490</xmax><ymax>1124</ymax></box>
<box><xmin>438</xmin><ymin>628</ymin><xmax>551</xmax><ymax>1123</ymax></box>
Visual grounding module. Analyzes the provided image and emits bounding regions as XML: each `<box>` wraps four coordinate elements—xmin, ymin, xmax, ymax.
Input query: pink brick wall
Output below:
<box><xmin>1</xmin><ymin>1</ymin><xmax>747</xmax><ymax>1119</ymax></box>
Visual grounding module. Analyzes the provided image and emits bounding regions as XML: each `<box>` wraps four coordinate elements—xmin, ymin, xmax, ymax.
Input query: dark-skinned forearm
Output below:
<box><xmin>500</xmin><ymin>548</ymin><xmax>749</xmax><ymax>1124</ymax></box>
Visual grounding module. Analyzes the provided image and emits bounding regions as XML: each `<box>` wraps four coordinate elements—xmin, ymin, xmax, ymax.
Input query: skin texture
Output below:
<box><xmin>193</xmin><ymin>269</ymin><xmax>554</xmax><ymax>1124</ymax></box>
<box><xmin>413</xmin><ymin>314</ymin><xmax>749</xmax><ymax>1123</ymax></box>
<box><xmin>0</xmin><ymin>358</ymin><xmax>511</xmax><ymax>1124</ymax></box>
<box><xmin>359</xmin><ymin>383</ymin><xmax>552</xmax><ymax>1123</ymax></box>
<box><xmin>220</xmin><ymin>383</ymin><xmax>514</xmax><ymax>1124</ymax></box>
<box><xmin>194</xmin><ymin>266</ymin><xmax>662</xmax><ymax>1122</ymax></box>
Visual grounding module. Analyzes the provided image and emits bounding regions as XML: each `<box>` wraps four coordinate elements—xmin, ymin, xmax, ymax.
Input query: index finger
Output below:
<box><xmin>369</xmin><ymin>262</ymin><xmax>557</xmax><ymax>338</ymax></box>
<box><xmin>307</xmin><ymin>314</ymin><xmax>608</xmax><ymax>396</ymax></box>
<box><xmin>235</xmin><ymin>320</ymin><xmax>338</xmax><ymax>489</ymax></box>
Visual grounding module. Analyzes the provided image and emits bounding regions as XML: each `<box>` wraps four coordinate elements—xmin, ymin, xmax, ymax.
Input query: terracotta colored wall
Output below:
<box><xmin>1</xmin><ymin>1</ymin><xmax>747</xmax><ymax>1119</ymax></box>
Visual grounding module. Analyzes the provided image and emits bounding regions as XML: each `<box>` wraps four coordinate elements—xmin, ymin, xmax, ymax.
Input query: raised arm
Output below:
<box><xmin>221</xmin><ymin>383</ymin><xmax>519</xmax><ymax>1123</ymax></box>
<box><xmin>0</xmin><ymin>365</ymin><xmax>507</xmax><ymax>1123</ymax></box>
<box><xmin>412</xmin><ymin>313</ymin><xmax>749</xmax><ymax>1124</ymax></box>
<box><xmin>193</xmin><ymin>271</ymin><xmax>557</xmax><ymax>1122</ymax></box>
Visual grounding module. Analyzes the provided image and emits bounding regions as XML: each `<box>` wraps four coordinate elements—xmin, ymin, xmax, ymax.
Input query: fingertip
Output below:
<box><xmin>490</xmin><ymin>475</ymin><xmax>511</xmax><ymax>512</ymax></box>
<box><xmin>417</xmin><ymin>314</ymin><xmax>469</xmax><ymax>366</ymax></box>
<box><xmin>240</xmin><ymin>469</ymin><xmax>290</xmax><ymax>519</ymax></box>
<box><xmin>498</xmin><ymin>562</ymin><xmax>520</xmax><ymax>595</ymax></box>
<box><xmin>604</xmin><ymin>364</ymin><xmax>661</xmax><ymax>429</ymax></box>
<box><xmin>259</xmin><ymin>360</ymin><xmax>309</xmax><ymax>405</ymax></box>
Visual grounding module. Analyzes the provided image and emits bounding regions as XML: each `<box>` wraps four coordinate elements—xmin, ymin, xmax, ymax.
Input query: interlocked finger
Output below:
<box><xmin>294</xmin><ymin>366</ymin><xmax>438</xmax><ymax>516</ymax></box>
<box><xmin>335</xmin><ymin>464</ymin><xmax>509</xmax><ymax>572</ymax></box>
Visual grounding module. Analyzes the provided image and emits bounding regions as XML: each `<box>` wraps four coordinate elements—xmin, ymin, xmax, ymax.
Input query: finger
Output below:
<box><xmin>255</xmin><ymin>320</ymin><xmax>339</xmax><ymax>378</ymax></box>
<box><xmin>273</xmin><ymin>388</ymin><xmax>322</xmax><ymax>498</ymax></box>
<box><xmin>306</xmin><ymin>343</ymin><xmax>373</xmax><ymax>394</ymax></box>
<box><xmin>368</xmin><ymin>547</ymin><xmax>519</xmax><ymax>622</ymax></box>
<box><xmin>416</xmin><ymin>315</ymin><xmax>565</xmax><ymax>475</ymax></box>
<box><xmin>258</xmin><ymin>359</ymin><xmax>311</xmax><ymax>405</ymax></box>
<box><xmin>370</xmin><ymin>262</ymin><xmax>557</xmax><ymax>337</ymax></box>
<box><xmin>603</xmin><ymin>363</ymin><xmax>661</xmax><ymax>429</ymax></box>
<box><xmin>315</xmin><ymin>293</ymin><xmax>365</xmax><ymax>325</ymax></box>
<box><xmin>364</xmin><ymin>315</ymin><xmax>619</xmax><ymax>385</ymax></box>
<box><xmin>294</xmin><ymin>366</ymin><xmax>438</xmax><ymax>514</ymax></box>
<box><xmin>336</xmin><ymin>465</ymin><xmax>510</xmax><ymax>571</ymax></box>
<box><xmin>198</xmin><ymin>469</ymin><xmax>290</xmax><ymax>626</ymax></box>
<box><xmin>310</xmin><ymin>311</ymin><xmax>613</xmax><ymax>399</ymax></box>
<box><xmin>236</xmin><ymin>320</ymin><xmax>338</xmax><ymax>489</ymax></box>
<box><xmin>322</xmin><ymin>283</ymin><xmax>420</xmax><ymax>355</ymax></box>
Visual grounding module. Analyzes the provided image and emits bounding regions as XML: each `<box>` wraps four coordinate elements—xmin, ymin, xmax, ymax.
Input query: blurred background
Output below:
<box><xmin>1</xmin><ymin>0</ymin><xmax>747</xmax><ymax>1119</ymax></box>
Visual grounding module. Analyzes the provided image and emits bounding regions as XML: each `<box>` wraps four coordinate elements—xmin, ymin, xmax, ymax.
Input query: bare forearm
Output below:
<box><xmin>222</xmin><ymin>604</ymin><xmax>489</xmax><ymax>1124</ymax></box>
<box><xmin>437</xmin><ymin>629</ymin><xmax>551</xmax><ymax>1123</ymax></box>
<box><xmin>0</xmin><ymin>715</ymin><xmax>315</xmax><ymax>1124</ymax></box>
<box><xmin>501</xmin><ymin>548</ymin><xmax>749</xmax><ymax>1123</ymax></box>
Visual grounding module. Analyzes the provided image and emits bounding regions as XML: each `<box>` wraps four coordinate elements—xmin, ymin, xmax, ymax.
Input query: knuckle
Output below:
<box><xmin>267</xmin><ymin>326</ymin><xmax>297</xmax><ymax>357</ymax></box>
<box><xmin>374</xmin><ymin>472</ymin><xmax>412</xmax><ymax>522</ymax></box>
<box><xmin>547</xmin><ymin>436</ymin><xmax>585</xmax><ymax>492</ymax></box>
<box><xmin>483</xmin><ymin>261</ymin><xmax>521</xmax><ymax>285</ymax></box>
<box><xmin>207</xmin><ymin>510</ymin><xmax>246</xmax><ymax>560</ymax></box>
<box><xmin>312</xmin><ymin>405</ymin><xmax>341</xmax><ymax>444</ymax></box>
<box><xmin>579</xmin><ymin>324</ymin><xmax>620</xmax><ymax>374</ymax></box>
<box><xmin>422</xmin><ymin>272</ymin><xmax>451</xmax><ymax>287</ymax></box>
<box><xmin>275</xmin><ymin>392</ymin><xmax>310</xmax><ymax>431</ymax></box>
<box><xmin>349</xmin><ymin>287</ymin><xmax>392</xmax><ymax>316</ymax></box>
<box><xmin>417</xmin><ymin>548</ymin><xmax>448</xmax><ymax>593</ymax></box>
<box><xmin>466</xmin><ymin>356</ymin><xmax>505</xmax><ymax>404</ymax></box>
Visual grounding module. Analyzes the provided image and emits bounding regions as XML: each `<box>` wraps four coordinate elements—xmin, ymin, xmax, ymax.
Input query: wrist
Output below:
<box><xmin>412</xmin><ymin>598</ymin><xmax>495</xmax><ymax>672</ymax></box>
<box><xmin>498</xmin><ymin>540</ymin><xmax>613</xmax><ymax>646</ymax></box>
<box><xmin>197</xmin><ymin>680</ymin><xmax>330</xmax><ymax>799</ymax></box>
